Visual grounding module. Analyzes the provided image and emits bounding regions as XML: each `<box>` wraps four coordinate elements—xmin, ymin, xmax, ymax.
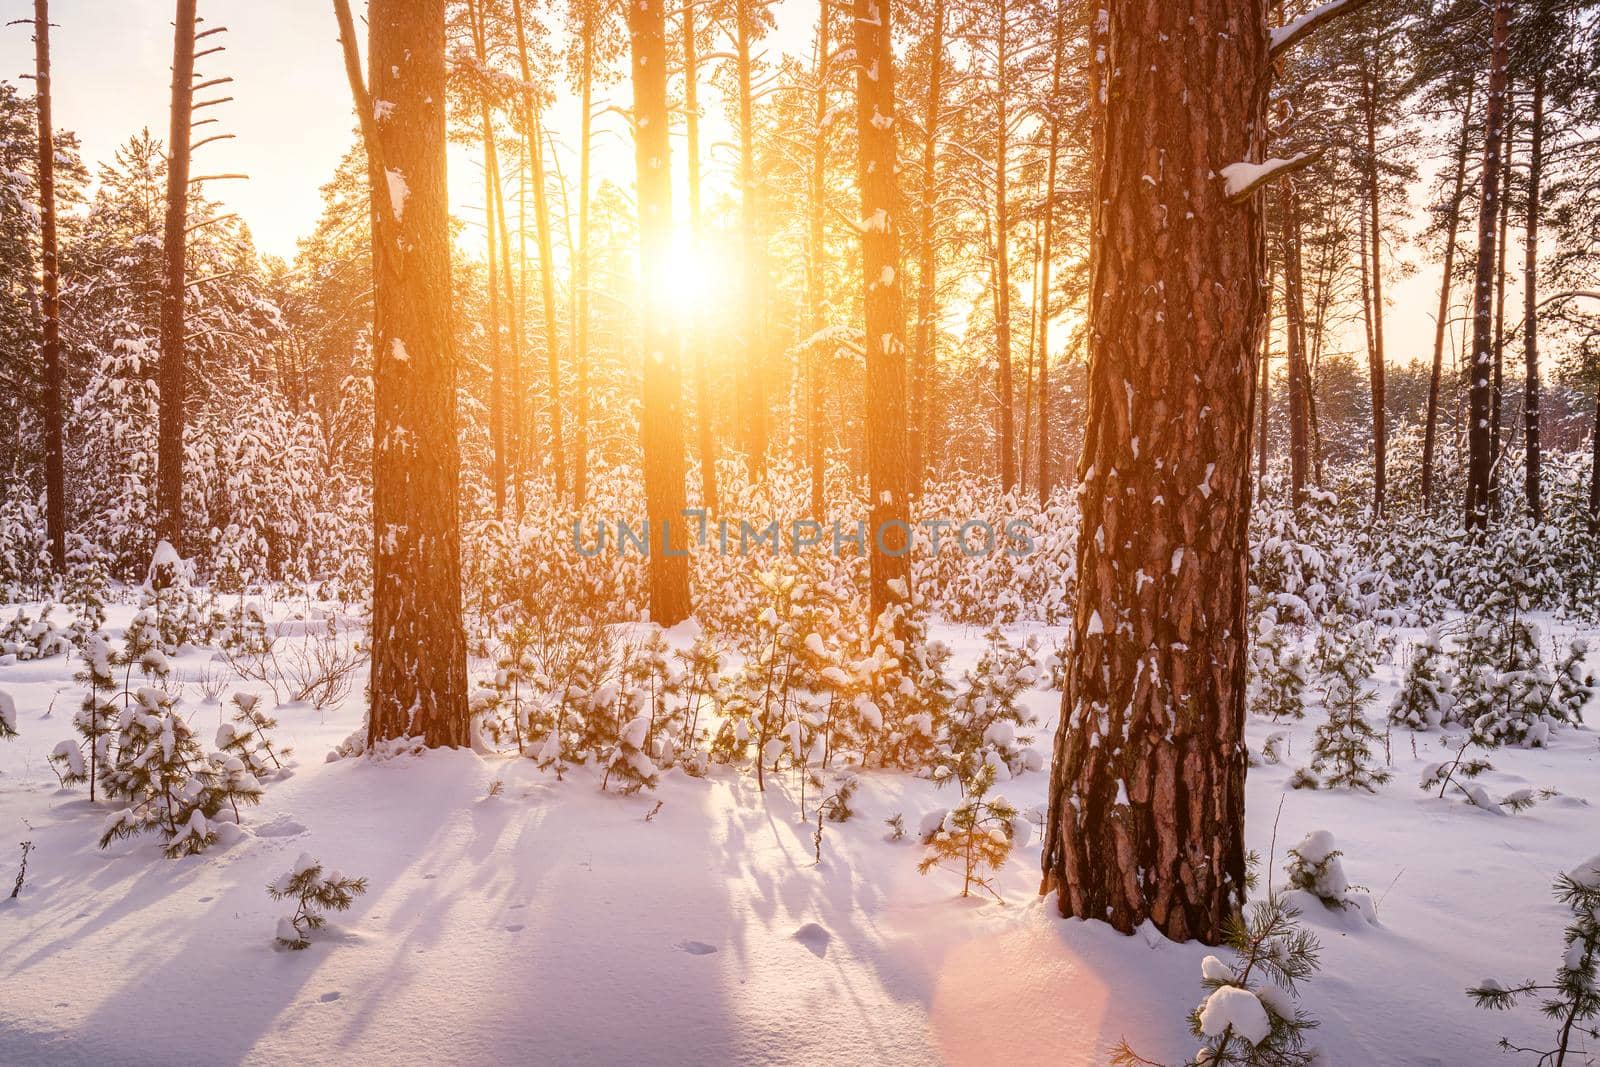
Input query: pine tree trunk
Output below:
<box><xmin>474</xmin><ymin>61</ymin><xmax>506</xmax><ymax>520</ymax></box>
<box><xmin>574</xmin><ymin>13</ymin><xmax>594</xmax><ymax>508</ymax></box>
<box><xmin>735</xmin><ymin>0</ymin><xmax>767</xmax><ymax>478</ymax></box>
<box><xmin>1467</xmin><ymin>0</ymin><xmax>1509</xmax><ymax>531</ymax></box>
<box><xmin>1422</xmin><ymin>86</ymin><xmax>1473</xmax><ymax>514</ymax></box>
<box><xmin>854</xmin><ymin>0</ymin><xmax>910</xmax><ymax>622</ymax></box>
<box><xmin>1041</xmin><ymin>0</ymin><xmax>1264</xmax><ymax>945</ymax></box>
<box><xmin>1258</xmin><ymin>253</ymin><xmax>1273</xmax><ymax>485</ymax></box>
<box><xmin>511</xmin><ymin>0</ymin><xmax>565</xmax><ymax>504</ymax></box>
<box><xmin>33</xmin><ymin>0</ymin><xmax>66</xmax><ymax>574</ymax></box>
<box><xmin>1523</xmin><ymin>72</ymin><xmax>1543</xmax><ymax>523</ymax></box>
<box><xmin>683</xmin><ymin>0</ymin><xmax>717</xmax><ymax>514</ymax></box>
<box><xmin>156</xmin><ymin>0</ymin><xmax>197</xmax><ymax>554</ymax></box>
<box><xmin>491</xmin><ymin>132</ymin><xmax>524</xmax><ymax>517</ymax></box>
<box><xmin>992</xmin><ymin>0</ymin><xmax>1016</xmax><ymax>496</ymax></box>
<box><xmin>1036</xmin><ymin>1</ymin><xmax>1064</xmax><ymax>507</ymax></box>
<box><xmin>910</xmin><ymin>0</ymin><xmax>945</xmax><ymax>496</ymax></box>
<box><xmin>805</xmin><ymin>15</ymin><xmax>829</xmax><ymax>519</ymax></box>
<box><xmin>1490</xmin><ymin>93</ymin><xmax>1513</xmax><ymax>518</ymax></box>
<box><xmin>630</xmin><ymin>0</ymin><xmax>691</xmax><ymax>625</ymax></box>
<box><xmin>341</xmin><ymin>0</ymin><xmax>469</xmax><ymax>748</ymax></box>
<box><xmin>1284</xmin><ymin>187</ymin><xmax>1310</xmax><ymax>507</ymax></box>
<box><xmin>1363</xmin><ymin>58</ymin><xmax>1387</xmax><ymax>517</ymax></box>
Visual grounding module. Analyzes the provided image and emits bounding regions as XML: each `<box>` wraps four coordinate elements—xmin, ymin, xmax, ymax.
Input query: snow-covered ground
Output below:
<box><xmin>2</xmin><ymin>604</ymin><xmax>1597</xmax><ymax>1065</ymax></box>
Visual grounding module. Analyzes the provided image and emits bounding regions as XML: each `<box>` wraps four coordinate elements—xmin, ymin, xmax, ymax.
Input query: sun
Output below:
<box><xmin>657</xmin><ymin>227</ymin><xmax>718</xmax><ymax>324</ymax></box>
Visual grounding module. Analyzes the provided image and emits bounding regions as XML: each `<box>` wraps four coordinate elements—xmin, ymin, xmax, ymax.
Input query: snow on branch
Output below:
<box><xmin>1220</xmin><ymin>151</ymin><xmax>1322</xmax><ymax>202</ymax></box>
<box><xmin>1269</xmin><ymin>0</ymin><xmax>1374</xmax><ymax>59</ymax></box>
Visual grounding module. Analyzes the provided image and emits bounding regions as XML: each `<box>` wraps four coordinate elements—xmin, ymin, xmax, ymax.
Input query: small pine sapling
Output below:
<box><xmin>1249</xmin><ymin>609</ymin><xmax>1310</xmax><ymax>721</ymax></box>
<box><xmin>917</xmin><ymin>762</ymin><xmax>1017</xmax><ymax>900</ymax></box>
<box><xmin>1284</xmin><ymin>830</ymin><xmax>1375</xmax><ymax>921</ymax></box>
<box><xmin>268</xmin><ymin>853</ymin><xmax>369</xmax><ymax>949</ymax></box>
<box><xmin>1468</xmin><ymin>855</ymin><xmax>1600</xmax><ymax>1064</ymax></box>
<box><xmin>1112</xmin><ymin>897</ymin><xmax>1322</xmax><ymax>1066</ymax></box>
<box><xmin>0</xmin><ymin>689</ymin><xmax>16</xmax><ymax>740</ymax></box>
<box><xmin>811</xmin><ymin>776</ymin><xmax>859</xmax><ymax>864</ymax></box>
<box><xmin>1389</xmin><ymin>629</ymin><xmax>1453</xmax><ymax>730</ymax></box>
<box><xmin>215</xmin><ymin>692</ymin><xmax>291</xmax><ymax>779</ymax></box>
<box><xmin>601</xmin><ymin>714</ymin><xmax>660</xmax><ymax>794</ymax></box>
<box><xmin>1302</xmin><ymin>623</ymin><xmax>1390</xmax><ymax>792</ymax></box>
<box><xmin>945</xmin><ymin>627</ymin><xmax>1041</xmax><ymax>782</ymax></box>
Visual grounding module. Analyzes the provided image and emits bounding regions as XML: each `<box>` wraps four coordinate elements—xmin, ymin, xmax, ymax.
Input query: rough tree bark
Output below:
<box><xmin>854</xmin><ymin>0</ymin><xmax>910</xmax><ymax>622</ymax></box>
<box><xmin>335</xmin><ymin>0</ymin><xmax>469</xmax><ymax>748</ymax></box>
<box><xmin>156</xmin><ymin>0</ymin><xmax>198</xmax><ymax>553</ymax></box>
<box><xmin>1467</xmin><ymin>0</ymin><xmax>1509</xmax><ymax>531</ymax></box>
<box><xmin>573</xmin><ymin>2</ymin><xmax>594</xmax><ymax>508</ymax></box>
<box><xmin>33</xmin><ymin>0</ymin><xmax>66</xmax><ymax>573</ymax></box>
<box><xmin>1422</xmin><ymin>85</ymin><xmax>1473</xmax><ymax>514</ymax></box>
<box><xmin>630</xmin><ymin>0</ymin><xmax>691</xmax><ymax>625</ymax></box>
<box><xmin>469</xmin><ymin>4</ymin><xmax>506</xmax><ymax>520</ymax></box>
<box><xmin>1040</xmin><ymin>0</ymin><xmax>1270</xmax><ymax>945</ymax></box>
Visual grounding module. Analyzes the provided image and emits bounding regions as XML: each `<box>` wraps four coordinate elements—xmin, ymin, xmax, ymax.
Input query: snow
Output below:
<box><xmin>1218</xmin><ymin>154</ymin><xmax>1316</xmax><ymax>199</ymax></box>
<box><xmin>1198</xmin><ymin>985</ymin><xmax>1271</xmax><ymax>1046</ymax></box>
<box><xmin>0</xmin><ymin>605</ymin><xmax>1595</xmax><ymax>1064</ymax></box>
<box><xmin>384</xmin><ymin>168</ymin><xmax>410</xmax><ymax>220</ymax></box>
<box><xmin>0</xmin><ymin>689</ymin><xmax>14</xmax><ymax>734</ymax></box>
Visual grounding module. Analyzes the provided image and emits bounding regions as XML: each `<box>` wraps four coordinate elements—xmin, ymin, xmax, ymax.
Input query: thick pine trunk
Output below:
<box><xmin>1467</xmin><ymin>0</ymin><xmax>1509</xmax><ymax>530</ymax></box>
<box><xmin>343</xmin><ymin>0</ymin><xmax>469</xmax><ymax>748</ymax></box>
<box><xmin>475</xmin><ymin>92</ymin><xmax>506</xmax><ymax>520</ymax></box>
<box><xmin>854</xmin><ymin>0</ymin><xmax>910</xmax><ymax>622</ymax></box>
<box><xmin>33</xmin><ymin>0</ymin><xmax>66</xmax><ymax>573</ymax></box>
<box><xmin>156</xmin><ymin>0</ymin><xmax>197</xmax><ymax>553</ymax></box>
<box><xmin>1523</xmin><ymin>72</ymin><xmax>1543</xmax><ymax>522</ymax></box>
<box><xmin>631</xmin><ymin>0</ymin><xmax>691</xmax><ymax>625</ymax></box>
<box><xmin>1422</xmin><ymin>86</ymin><xmax>1473</xmax><ymax>514</ymax></box>
<box><xmin>1041</xmin><ymin>0</ymin><xmax>1263</xmax><ymax>945</ymax></box>
<box><xmin>909</xmin><ymin>0</ymin><xmax>944</xmax><ymax>496</ymax></box>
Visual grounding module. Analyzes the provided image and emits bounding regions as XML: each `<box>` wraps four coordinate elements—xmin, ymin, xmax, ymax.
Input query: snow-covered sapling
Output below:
<box><xmin>1284</xmin><ymin>830</ymin><xmax>1374</xmax><ymax>921</ymax></box>
<box><xmin>811</xmin><ymin>776</ymin><xmax>859</xmax><ymax>864</ymax></box>
<box><xmin>268</xmin><ymin>853</ymin><xmax>369</xmax><ymax>949</ymax></box>
<box><xmin>917</xmin><ymin>763</ymin><xmax>1017</xmax><ymax>900</ymax></box>
<box><xmin>1249</xmin><ymin>609</ymin><xmax>1310</xmax><ymax>721</ymax></box>
<box><xmin>215</xmin><ymin>692</ymin><xmax>292</xmax><ymax>779</ymax></box>
<box><xmin>1468</xmin><ymin>855</ymin><xmax>1600</xmax><ymax>1064</ymax></box>
<box><xmin>601</xmin><ymin>714</ymin><xmax>659</xmax><ymax>794</ymax></box>
<box><xmin>1389</xmin><ymin>629</ymin><xmax>1452</xmax><ymax>730</ymax></box>
<box><xmin>0</xmin><ymin>689</ymin><xmax>16</xmax><ymax>740</ymax></box>
<box><xmin>1299</xmin><ymin>625</ymin><xmax>1390</xmax><ymax>792</ymax></box>
<box><xmin>1112</xmin><ymin>896</ymin><xmax>1322</xmax><ymax>1066</ymax></box>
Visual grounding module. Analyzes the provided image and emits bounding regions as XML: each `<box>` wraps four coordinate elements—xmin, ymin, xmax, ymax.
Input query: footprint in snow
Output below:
<box><xmin>505</xmin><ymin>924</ymin><xmax>525</xmax><ymax>932</ymax></box>
<box><xmin>319</xmin><ymin>991</ymin><xmax>342</xmax><ymax>1003</ymax></box>
<box><xmin>792</xmin><ymin>923</ymin><xmax>830</xmax><ymax>957</ymax></box>
<box><xmin>255</xmin><ymin>816</ymin><xmax>308</xmax><ymax>839</ymax></box>
<box><xmin>675</xmin><ymin>940</ymin><xmax>718</xmax><ymax>955</ymax></box>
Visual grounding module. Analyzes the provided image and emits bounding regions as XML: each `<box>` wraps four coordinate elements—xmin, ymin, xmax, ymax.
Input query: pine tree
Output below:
<box><xmin>1389</xmin><ymin>629</ymin><xmax>1453</xmax><ymax>730</ymax></box>
<box><xmin>1468</xmin><ymin>856</ymin><xmax>1600</xmax><ymax>1064</ymax></box>
<box><xmin>215</xmin><ymin>692</ymin><xmax>292</xmax><ymax>779</ymax></box>
<box><xmin>917</xmin><ymin>761</ymin><xmax>1016</xmax><ymax>900</ymax></box>
<box><xmin>601</xmin><ymin>714</ymin><xmax>659</xmax><ymax>794</ymax></box>
<box><xmin>268</xmin><ymin>853</ymin><xmax>368</xmax><ymax>949</ymax></box>
<box><xmin>0</xmin><ymin>689</ymin><xmax>16</xmax><ymax>740</ymax></box>
<box><xmin>1249</xmin><ymin>610</ymin><xmax>1310</xmax><ymax>720</ymax></box>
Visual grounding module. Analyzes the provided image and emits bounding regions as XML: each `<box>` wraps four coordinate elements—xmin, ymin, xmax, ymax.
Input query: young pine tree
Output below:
<box><xmin>268</xmin><ymin>852</ymin><xmax>368</xmax><ymax>949</ymax></box>
<box><xmin>1389</xmin><ymin>629</ymin><xmax>1452</xmax><ymax>730</ymax></box>
<box><xmin>1468</xmin><ymin>855</ymin><xmax>1600</xmax><ymax>1064</ymax></box>
<box><xmin>917</xmin><ymin>761</ymin><xmax>1017</xmax><ymax>900</ymax></box>
<box><xmin>1249</xmin><ymin>609</ymin><xmax>1310</xmax><ymax>721</ymax></box>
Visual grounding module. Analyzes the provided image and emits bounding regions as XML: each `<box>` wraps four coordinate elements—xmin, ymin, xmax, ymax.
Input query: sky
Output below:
<box><xmin>0</xmin><ymin>0</ymin><xmax>1461</xmax><ymax>368</ymax></box>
